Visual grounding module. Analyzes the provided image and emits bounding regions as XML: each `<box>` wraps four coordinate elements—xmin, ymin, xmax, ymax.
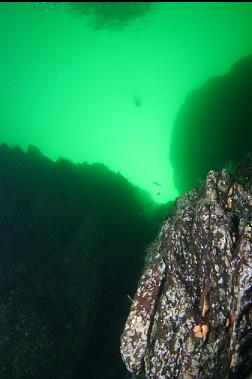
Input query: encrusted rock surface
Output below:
<box><xmin>121</xmin><ymin>155</ymin><xmax>252</xmax><ymax>379</ymax></box>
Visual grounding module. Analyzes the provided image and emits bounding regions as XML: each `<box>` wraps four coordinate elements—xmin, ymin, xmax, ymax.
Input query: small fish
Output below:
<box><xmin>133</xmin><ymin>96</ymin><xmax>142</xmax><ymax>107</ymax></box>
<box><xmin>153</xmin><ymin>182</ymin><xmax>162</xmax><ymax>187</ymax></box>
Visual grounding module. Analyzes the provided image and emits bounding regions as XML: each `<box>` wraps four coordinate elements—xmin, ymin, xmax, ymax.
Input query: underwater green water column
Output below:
<box><xmin>1</xmin><ymin>2</ymin><xmax>252</xmax><ymax>203</ymax></box>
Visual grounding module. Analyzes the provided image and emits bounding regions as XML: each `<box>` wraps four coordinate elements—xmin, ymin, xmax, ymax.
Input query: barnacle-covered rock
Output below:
<box><xmin>121</xmin><ymin>154</ymin><xmax>252</xmax><ymax>378</ymax></box>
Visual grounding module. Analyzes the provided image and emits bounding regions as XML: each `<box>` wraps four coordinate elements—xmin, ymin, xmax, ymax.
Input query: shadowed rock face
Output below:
<box><xmin>0</xmin><ymin>143</ymin><xmax>163</xmax><ymax>379</ymax></box>
<box><xmin>170</xmin><ymin>55</ymin><xmax>252</xmax><ymax>194</ymax></box>
<box><xmin>121</xmin><ymin>154</ymin><xmax>252</xmax><ymax>378</ymax></box>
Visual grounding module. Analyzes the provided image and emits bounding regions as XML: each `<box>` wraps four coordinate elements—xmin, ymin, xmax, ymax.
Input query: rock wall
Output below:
<box><xmin>170</xmin><ymin>55</ymin><xmax>252</xmax><ymax>194</ymax></box>
<box><xmin>121</xmin><ymin>155</ymin><xmax>252</xmax><ymax>378</ymax></box>
<box><xmin>0</xmin><ymin>143</ymin><xmax>162</xmax><ymax>379</ymax></box>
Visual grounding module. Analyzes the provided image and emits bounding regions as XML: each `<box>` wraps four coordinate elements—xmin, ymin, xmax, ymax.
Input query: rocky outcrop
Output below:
<box><xmin>170</xmin><ymin>55</ymin><xmax>252</xmax><ymax>194</ymax></box>
<box><xmin>121</xmin><ymin>154</ymin><xmax>252</xmax><ymax>378</ymax></box>
<box><xmin>0</xmin><ymin>143</ymin><xmax>163</xmax><ymax>379</ymax></box>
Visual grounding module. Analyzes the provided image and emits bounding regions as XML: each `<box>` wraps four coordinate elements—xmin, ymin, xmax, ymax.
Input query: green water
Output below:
<box><xmin>1</xmin><ymin>2</ymin><xmax>252</xmax><ymax>203</ymax></box>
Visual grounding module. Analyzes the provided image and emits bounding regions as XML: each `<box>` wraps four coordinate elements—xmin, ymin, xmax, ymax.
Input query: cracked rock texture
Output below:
<box><xmin>121</xmin><ymin>154</ymin><xmax>252</xmax><ymax>379</ymax></box>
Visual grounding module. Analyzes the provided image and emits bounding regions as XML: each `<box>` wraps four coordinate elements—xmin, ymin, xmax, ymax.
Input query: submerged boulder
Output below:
<box><xmin>121</xmin><ymin>154</ymin><xmax>252</xmax><ymax>378</ymax></box>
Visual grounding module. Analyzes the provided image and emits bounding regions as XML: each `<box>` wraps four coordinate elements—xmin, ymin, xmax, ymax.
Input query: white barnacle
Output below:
<box><xmin>158</xmin><ymin>260</ymin><xmax>166</xmax><ymax>274</ymax></box>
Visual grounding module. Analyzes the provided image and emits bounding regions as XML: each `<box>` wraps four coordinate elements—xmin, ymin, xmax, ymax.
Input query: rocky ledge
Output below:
<box><xmin>121</xmin><ymin>154</ymin><xmax>252</xmax><ymax>379</ymax></box>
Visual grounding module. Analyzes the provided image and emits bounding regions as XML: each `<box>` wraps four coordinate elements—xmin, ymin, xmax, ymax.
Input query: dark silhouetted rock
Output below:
<box><xmin>170</xmin><ymin>55</ymin><xmax>252</xmax><ymax>194</ymax></box>
<box><xmin>121</xmin><ymin>154</ymin><xmax>252</xmax><ymax>378</ymax></box>
<box><xmin>0</xmin><ymin>143</ymin><xmax>164</xmax><ymax>379</ymax></box>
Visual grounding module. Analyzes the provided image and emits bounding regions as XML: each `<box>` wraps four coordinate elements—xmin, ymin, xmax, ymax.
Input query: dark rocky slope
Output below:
<box><xmin>121</xmin><ymin>153</ymin><xmax>252</xmax><ymax>378</ymax></box>
<box><xmin>0</xmin><ymin>143</ymin><xmax>165</xmax><ymax>379</ymax></box>
<box><xmin>170</xmin><ymin>55</ymin><xmax>252</xmax><ymax>194</ymax></box>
